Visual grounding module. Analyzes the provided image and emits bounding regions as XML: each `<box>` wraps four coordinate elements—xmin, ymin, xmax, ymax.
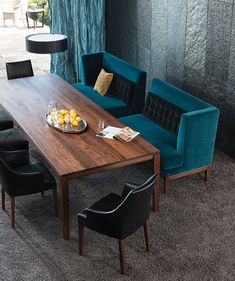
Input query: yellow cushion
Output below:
<box><xmin>94</xmin><ymin>68</ymin><xmax>113</xmax><ymax>96</ymax></box>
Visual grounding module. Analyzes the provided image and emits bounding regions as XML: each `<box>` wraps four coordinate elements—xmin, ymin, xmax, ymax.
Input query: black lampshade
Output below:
<box><xmin>26</xmin><ymin>33</ymin><xmax>67</xmax><ymax>54</ymax></box>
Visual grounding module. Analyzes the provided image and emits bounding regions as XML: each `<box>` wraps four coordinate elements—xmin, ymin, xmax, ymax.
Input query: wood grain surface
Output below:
<box><xmin>0</xmin><ymin>74</ymin><xmax>159</xmax><ymax>178</ymax></box>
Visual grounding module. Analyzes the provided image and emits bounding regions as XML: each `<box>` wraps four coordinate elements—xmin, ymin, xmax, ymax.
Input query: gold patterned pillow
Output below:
<box><xmin>94</xmin><ymin>68</ymin><xmax>113</xmax><ymax>96</ymax></box>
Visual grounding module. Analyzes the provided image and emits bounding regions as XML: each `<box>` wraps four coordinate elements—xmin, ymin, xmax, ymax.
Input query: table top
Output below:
<box><xmin>0</xmin><ymin>74</ymin><xmax>159</xmax><ymax>178</ymax></box>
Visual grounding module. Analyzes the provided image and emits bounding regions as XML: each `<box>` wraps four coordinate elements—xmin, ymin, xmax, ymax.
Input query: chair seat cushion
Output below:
<box><xmin>72</xmin><ymin>83</ymin><xmax>135</xmax><ymax>118</ymax></box>
<box><xmin>0</xmin><ymin>105</ymin><xmax>13</xmax><ymax>131</ymax></box>
<box><xmin>13</xmin><ymin>162</ymin><xmax>56</xmax><ymax>189</ymax></box>
<box><xmin>119</xmin><ymin>114</ymin><xmax>183</xmax><ymax>170</ymax></box>
<box><xmin>0</xmin><ymin>128</ymin><xmax>28</xmax><ymax>151</ymax></box>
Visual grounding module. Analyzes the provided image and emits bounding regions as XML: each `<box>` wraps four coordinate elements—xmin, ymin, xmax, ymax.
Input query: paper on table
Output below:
<box><xmin>96</xmin><ymin>126</ymin><xmax>123</xmax><ymax>139</ymax></box>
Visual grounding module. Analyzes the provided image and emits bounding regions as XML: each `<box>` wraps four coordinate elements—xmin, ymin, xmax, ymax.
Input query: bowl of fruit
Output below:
<box><xmin>46</xmin><ymin>109</ymin><xmax>87</xmax><ymax>134</ymax></box>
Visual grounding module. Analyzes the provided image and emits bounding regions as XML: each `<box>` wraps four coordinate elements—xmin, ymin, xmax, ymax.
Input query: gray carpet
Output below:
<box><xmin>0</xmin><ymin>149</ymin><xmax>234</xmax><ymax>281</ymax></box>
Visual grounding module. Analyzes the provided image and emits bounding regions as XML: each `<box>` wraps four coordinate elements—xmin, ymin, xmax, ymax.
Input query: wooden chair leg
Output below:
<box><xmin>164</xmin><ymin>177</ymin><xmax>170</xmax><ymax>193</ymax></box>
<box><xmin>205</xmin><ymin>167</ymin><xmax>211</xmax><ymax>182</ymax></box>
<box><xmin>10</xmin><ymin>197</ymin><xmax>15</xmax><ymax>229</ymax></box>
<box><xmin>1</xmin><ymin>188</ymin><xmax>5</xmax><ymax>211</ymax></box>
<box><xmin>78</xmin><ymin>224</ymin><xmax>84</xmax><ymax>256</ymax></box>
<box><xmin>52</xmin><ymin>188</ymin><xmax>58</xmax><ymax>217</ymax></box>
<box><xmin>144</xmin><ymin>220</ymin><xmax>150</xmax><ymax>252</ymax></box>
<box><xmin>118</xmin><ymin>239</ymin><xmax>125</xmax><ymax>274</ymax></box>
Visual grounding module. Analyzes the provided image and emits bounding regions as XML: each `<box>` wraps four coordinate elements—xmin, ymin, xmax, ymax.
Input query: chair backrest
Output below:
<box><xmin>0</xmin><ymin>150</ymin><xmax>30</xmax><ymax>197</ymax></box>
<box><xmin>109</xmin><ymin>174</ymin><xmax>159</xmax><ymax>238</ymax></box>
<box><xmin>80</xmin><ymin>51</ymin><xmax>146</xmax><ymax>113</ymax></box>
<box><xmin>6</xmin><ymin>60</ymin><xmax>34</xmax><ymax>80</ymax></box>
<box><xmin>0</xmin><ymin>155</ymin><xmax>17</xmax><ymax>196</ymax></box>
<box><xmin>150</xmin><ymin>78</ymin><xmax>211</xmax><ymax>112</ymax></box>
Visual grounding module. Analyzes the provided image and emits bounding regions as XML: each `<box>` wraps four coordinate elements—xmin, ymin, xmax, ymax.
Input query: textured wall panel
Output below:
<box><xmin>137</xmin><ymin>0</ymin><xmax>151</xmax><ymax>50</ymax></box>
<box><xmin>166</xmin><ymin>0</ymin><xmax>187</xmax><ymax>87</ymax></box>
<box><xmin>151</xmin><ymin>0</ymin><xmax>168</xmax><ymax>80</ymax></box>
<box><xmin>223</xmin><ymin>81</ymin><xmax>235</xmax><ymax>157</ymax></box>
<box><xmin>228</xmin><ymin>4</ymin><xmax>235</xmax><ymax>84</ymax></box>
<box><xmin>137</xmin><ymin>46</ymin><xmax>151</xmax><ymax>91</ymax></box>
<box><xmin>106</xmin><ymin>0</ymin><xmax>137</xmax><ymax>65</ymax></box>
<box><xmin>225</xmin><ymin>82</ymin><xmax>235</xmax><ymax>133</ymax></box>
<box><xmin>106</xmin><ymin>0</ymin><xmax>235</xmax><ymax>157</ymax></box>
<box><xmin>205</xmin><ymin>0</ymin><xmax>233</xmax><ymax>81</ymax></box>
<box><xmin>184</xmin><ymin>67</ymin><xmax>207</xmax><ymax>98</ymax></box>
<box><xmin>185</xmin><ymin>0</ymin><xmax>208</xmax><ymax>75</ymax></box>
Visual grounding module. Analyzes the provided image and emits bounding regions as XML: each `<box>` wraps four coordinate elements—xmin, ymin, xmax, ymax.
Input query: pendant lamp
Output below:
<box><xmin>25</xmin><ymin>5</ymin><xmax>67</xmax><ymax>54</ymax></box>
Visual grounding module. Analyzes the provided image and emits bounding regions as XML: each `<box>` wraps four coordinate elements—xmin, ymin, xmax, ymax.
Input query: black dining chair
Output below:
<box><xmin>0</xmin><ymin>128</ymin><xmax>29</xmax><ymax>152</ymax></box>
<box><xmin>3</xmin><ymin>60</ymin><xmax>34</xmax><ymax>130</ymax></box>
<box><xmin>77</xmin><ymin>174</ymin><xmax>159</xmax><ymax>274</ymax></box>
<box><xmin>0</xmin><ymin>105</ymin><xmax>13</xmax><ymax>131</ymax></box>
<box><xmin>6</xmin><ymin>60</ymin><xmax>34</xmax><ymax>80</ymax></box>
<box><xmin>0</xmin><ymin>150</ymin><xmax>58</xmax><ymax>229</ymax></box>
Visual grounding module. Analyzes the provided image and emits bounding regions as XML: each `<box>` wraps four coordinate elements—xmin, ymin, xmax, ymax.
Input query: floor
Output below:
<box><xmin>0</xmin><ymin>23</ymin><xmax>50</xmax><ymax>79</ymax></box>
<box><xmin>0</xmin><ymin>148</ymin><xmax>234</xmax><ymax>281</ymax></box>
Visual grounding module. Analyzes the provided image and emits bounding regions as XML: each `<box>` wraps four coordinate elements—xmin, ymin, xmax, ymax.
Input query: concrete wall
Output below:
<box><xmin>106</xmin><ymin>0</ymin><xmax>235</xmax><ymax>157</ymax></box>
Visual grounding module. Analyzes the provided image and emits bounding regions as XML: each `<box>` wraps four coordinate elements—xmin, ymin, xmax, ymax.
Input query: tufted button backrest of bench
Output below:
<box><xmin>143</xmin><ymin>92</ymin><xmax>186</xmax><ymax>135</ymax></box>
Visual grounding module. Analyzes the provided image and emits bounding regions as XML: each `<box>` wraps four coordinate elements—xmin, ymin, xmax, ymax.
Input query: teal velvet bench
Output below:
<box><xmin>119</xmin><ymin>78</ymin><xmax>220</xmax><ymax>193</ymax></box>
<box><xmin>72</xmin><ymin>51</ymin><xmax>146</xmax><ymax>118</ymax></box>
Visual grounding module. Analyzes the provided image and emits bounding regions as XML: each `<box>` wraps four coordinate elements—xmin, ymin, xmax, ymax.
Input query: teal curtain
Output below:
<box><xmin>48</xmin><ymin>0</ymin><xmax>105</xmax><ymax>83</ymax></box>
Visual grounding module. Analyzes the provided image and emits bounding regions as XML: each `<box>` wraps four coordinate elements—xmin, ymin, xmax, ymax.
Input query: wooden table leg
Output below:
<box><xmin>153</xmin><ymin>153</ymin><xmax>160</xmax><ymax>212</ymax></box>
<box><xmin>60</xmin><ymin>177</ymin><xmax>70</xmax><ymax>240</ymax></box>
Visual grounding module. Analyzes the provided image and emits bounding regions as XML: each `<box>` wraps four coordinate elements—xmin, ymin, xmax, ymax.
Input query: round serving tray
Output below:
<box><xmin>46</xmin><ymin>114</ymin><xmax>87</xmax><ymax>134</ymax></box>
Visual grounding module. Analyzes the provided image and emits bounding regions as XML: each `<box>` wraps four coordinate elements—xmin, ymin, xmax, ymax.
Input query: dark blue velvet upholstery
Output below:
<box><xmin>120</xmin><ymin>79</ymin><xmax>220</xmax><ymax>178</ymax></box>
<box><xmin>72</xmin><ymin>51</ymin><xmax>146</xmax><ymax>117</ymax></box>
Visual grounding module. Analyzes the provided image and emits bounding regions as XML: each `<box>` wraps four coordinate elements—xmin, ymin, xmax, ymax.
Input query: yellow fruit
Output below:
<box><xmin>70</xmin><ymin>109</ymin><xmax>77</xmax><ymax>117</ymax></box>
<box><xmin>64</xmin><ymin>117</ymin><xmax>70</xmax><ymax>123</ymax></box>
<box><xmin>64</xmin><ymin>113</ymin><xmax>69</xmax><ymax>119</ymax></box>
<box><xmin>70</xmin><ymin>117</ymin><xmax>75</xmax><ymax>123</ymax></box>
<box><xmin>60</xmin><ymin>109</ymin><xmax>65</xmax><ymax>115</ymax></box>
<box><xmin>76</xmin><ymin>116</ymin><xmax>81</xmax><ymax>122</ymax></box>
<box><xmin>58</xmin><ymin>114</ymin><xmax>64</xmax><ymax>120</ymax></box>
<box><xmin>72</xmin><ymin>120</ymin><xmax>79</xmax><ymax>127</ymax></box>
<box><xmin>58</xmin><ymin>118</ymin><xmax>64</xmax><ymax>125</ymax></box>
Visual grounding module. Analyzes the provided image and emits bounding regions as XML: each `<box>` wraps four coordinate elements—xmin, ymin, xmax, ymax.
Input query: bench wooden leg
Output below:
<box><xmin>205</xmin><ymin>167</ymin><xmax>211</xmax><ymax>182</ymax></box>
<box><xmin>164</xmin><ymin>177</ymin><xmax>170</xmax><ymax>194</ymax></box>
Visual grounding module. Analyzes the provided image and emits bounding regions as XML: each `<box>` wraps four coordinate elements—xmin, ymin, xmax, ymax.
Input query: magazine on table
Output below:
<box><xmin>96</xmin><ymin>126</ymin><xmax>139</xmax><ymax>142</ymax></box>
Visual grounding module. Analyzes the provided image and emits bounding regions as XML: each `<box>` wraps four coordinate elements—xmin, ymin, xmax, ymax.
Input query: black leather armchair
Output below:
<box><xmin>0</xmin><ymin>128</ymin><xmax>29</xmax><ymax>151</ymax></box>
<box><xmin>6</xmin><ymin>60</ymin><xmax>34</xmax><ymax>80</ymax></box>
<box><xmin>77</xmin><ymin>174</ymin><xmax>159</xmax><ymax>274</ymax></box>
<box><xmin>0</xmin><ymin>150</ymin><xmax>58</xmax><ymax>229</ymax></box>
<box><xmin>0</xmin><ymin>105</ymin><xmax>13</xmax><ymax>131</ymax></box>
<box><xmin>1</xmin><ymin>60</ymin><xmax>34</xmax><ymax>147</ymax></box>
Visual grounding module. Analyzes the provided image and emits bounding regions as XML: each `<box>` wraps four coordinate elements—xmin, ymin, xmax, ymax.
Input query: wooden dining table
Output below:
<box><xmin>0</xmin><ymin>74</ymin><xmax>160</xmax><ymax>240</ymax></box>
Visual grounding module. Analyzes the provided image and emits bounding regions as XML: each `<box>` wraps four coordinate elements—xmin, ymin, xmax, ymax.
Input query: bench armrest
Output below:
<box><xmin>177</xmin><ymin>107</ymin><xmax>220</xmax><ymax>166</ymax></box>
